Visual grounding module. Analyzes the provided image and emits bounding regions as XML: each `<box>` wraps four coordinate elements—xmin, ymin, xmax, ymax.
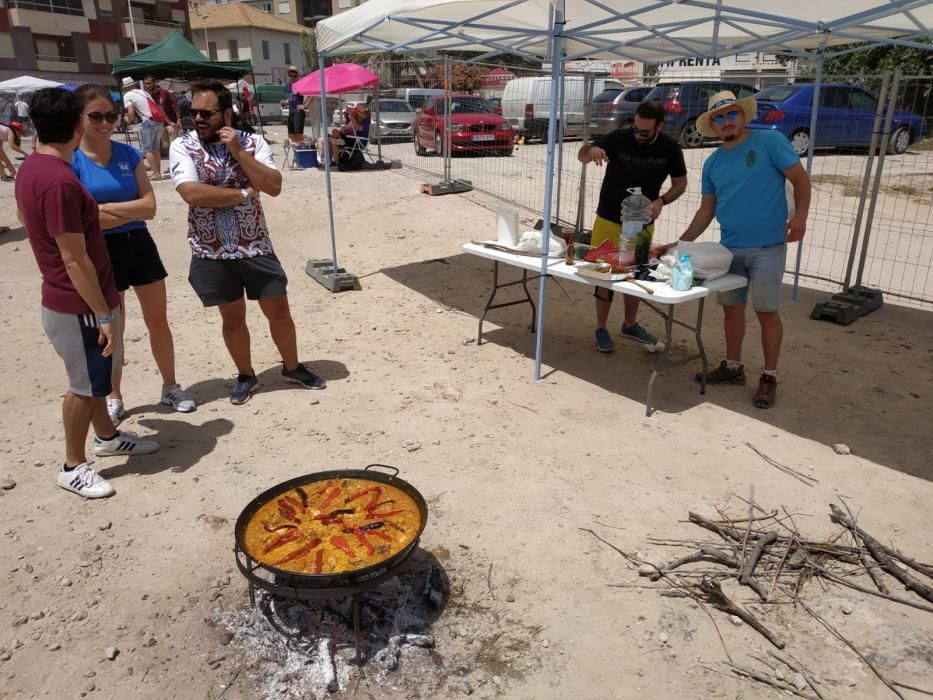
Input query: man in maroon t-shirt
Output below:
<box><xmin>16</xmin><ymin>88</ymin><xmax>159</xmax><ymax>499</ymax></box>
<box><xmin>144</xmin><ymin>74</ymin><xmax>180</xmax><ymax>146</ymax></box>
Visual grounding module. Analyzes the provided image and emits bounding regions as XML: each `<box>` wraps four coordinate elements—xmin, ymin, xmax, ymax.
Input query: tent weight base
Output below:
<box><xmin>305</xmin><ymin>259</ymin><xmax>358</xmax><ymax>293</ymax></box>
<box><xmin>811</xmin><ymin>286</ymin><xmax>883</xmax><ymax>325</ymax></box>
<box><xmin>420</xmin><ymin>179</ymin><xmax>473</xmax><ymax>196</ymax></box>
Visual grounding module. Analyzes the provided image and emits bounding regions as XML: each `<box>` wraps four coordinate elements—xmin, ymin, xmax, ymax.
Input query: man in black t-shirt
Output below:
<box><xmin>578</xmin><ymin>101</ymin><xmax>688</xmax><ymax>353</ymax></box>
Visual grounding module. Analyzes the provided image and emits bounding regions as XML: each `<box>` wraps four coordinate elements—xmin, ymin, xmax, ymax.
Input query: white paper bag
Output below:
<box><xmin>496</xmin><ymin>210</ymin><xmax>520</xmax><ymax>246</ymax></box>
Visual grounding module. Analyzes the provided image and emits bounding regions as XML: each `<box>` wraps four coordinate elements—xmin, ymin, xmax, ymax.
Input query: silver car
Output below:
<box><xmin>371</xmin><ymin>99</ymin><xmax>416</xmax><ymax>141</ymax></box>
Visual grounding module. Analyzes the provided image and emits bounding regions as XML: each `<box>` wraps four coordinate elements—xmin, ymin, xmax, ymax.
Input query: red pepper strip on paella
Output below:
<box><xmin>274</xmin><ymin>537</ymin><xmax>322</xmax><ymax>565</ymax></box>
<box><xmin>281</xmin><ymin>495</ymin><xmax>305</xmax><ymax>514</ymax></box>
<box><xmin>262</xmin><ymin>528</ymin><xmax>301</xmax><ymax>554</ymax></box>
<box><xmin>345</xmin><ymin>486</ymin><xmax>381</xmax><ymax>505</ymax></box>
<box><xmin>319</xmin><ymin>486</ymin><xmax>343</xmax><ymax>511</ymax></box>
<box><xmin>329</xmin><ymin>535</ymin><xmax>355</xmax><ymax>557</ymax></box>
<box><xmin>313</xmin><ymin>549</ymin><xmax>324</xmax><ymax>574</ymax></box>
<box><xmin>366</xmin><ymin>509</ymin><xmax>405</xmax><ymax>519</ymax></box>
<box><xmin>351</xmin><ymin>528</ymin><xmax>375</xmax><ymax>556</ymax></box>
<box><xmin>367</xmin><ymin>529</ymin><xmax>393</xmax><ymax>543</ymax></box>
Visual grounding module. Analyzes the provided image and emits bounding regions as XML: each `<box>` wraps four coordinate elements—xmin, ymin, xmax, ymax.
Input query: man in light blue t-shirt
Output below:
<box><xmin>662</xmin><ymin>91</ymin><xmax>810</xmax><ymax>409</ymax></box>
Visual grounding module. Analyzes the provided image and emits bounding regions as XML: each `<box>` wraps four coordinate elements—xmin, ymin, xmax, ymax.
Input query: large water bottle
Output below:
<box><xmin>620</xmin><ymin>187</ymin><xmax>652</xmax><ymax>265</ymax></box>
<box><xmin>671</xmin><ymin>253</ymin><xmax>694</xmax><ymax>291</ymax></box>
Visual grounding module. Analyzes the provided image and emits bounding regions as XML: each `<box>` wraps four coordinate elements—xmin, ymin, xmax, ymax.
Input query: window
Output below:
<box><xmin>734</xmin><ymin>85</ymin><xmax>756</xmax><ymax>99</ymax></box>
<box><xmin>338</xmin><ymin>0</ymin><xmax>351</xmax><ymax>7</ymax></box>
<box><xmin>278</xmin><ymin>1</ymin><xmax>289</xmax><ymax>13</ymax></box>
<box><xmin>9</xmin><ymin>0</ymin><xmax>83</xmax><ymax>16</ymax></box>
<box><xmin>820</xmin><ymin>88</ymin><xmax>846</xmax><ymax>109</ymax></box>
<box><xmin>208</xmin><ymin>41</ymin><xmax>217</xmax><ymax>61</ymax></box>
<box><xmin>283</xmin><ymin>43</ymin><xmax>291</xmax><ymax>65</ymax></box>
<box><xmin>847</xmin><ymin>89</ymin><xmax>876</xmax><ymax>112</ymax></box>
<box><xmin>262</xmin><ymin>40</ymin><xmax>270</xmax><ymax>60</ymax></box>
<box><xmin>228</xmin><ymin>39</ymin><xmax>238</xmax><ymax>60</ymax></box>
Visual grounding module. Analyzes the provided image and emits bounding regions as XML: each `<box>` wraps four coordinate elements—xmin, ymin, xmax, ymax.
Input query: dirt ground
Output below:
<box><xmin>1</xmin><ymin>129</ymin><xmax>931</xmax><ymax>699</ymax></box>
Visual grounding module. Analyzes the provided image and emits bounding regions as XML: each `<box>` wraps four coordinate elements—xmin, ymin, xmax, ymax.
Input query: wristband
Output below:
<box><xmin>97</xmin><ymin>314</ymin><xmax>114</xmax><ymax>325</ymax></box>
<box><xmin>240</xmin><ymin>188</ymin><xmax>249</xmax><ymax>203</ymax></box>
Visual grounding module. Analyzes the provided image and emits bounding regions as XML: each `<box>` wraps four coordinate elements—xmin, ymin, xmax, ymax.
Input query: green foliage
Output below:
<box><xmin>301</xmin><ymin>32</ymin><xmax>319</xmax><ymax>73</ymax></box>
<box><xmin>820</xmin><ymin>39</ymin><xmax>931</xmax><ymax>76</ymax></box>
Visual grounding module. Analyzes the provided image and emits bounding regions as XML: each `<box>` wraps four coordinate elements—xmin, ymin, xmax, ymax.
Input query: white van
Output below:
<box><xmin>502</xmin><ymin>75</ymin><xmax>625</xmax><ymax>140</ymax></box>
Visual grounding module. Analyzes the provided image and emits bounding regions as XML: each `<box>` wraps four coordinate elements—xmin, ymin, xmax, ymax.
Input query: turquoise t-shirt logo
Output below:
<box><xmin>745</xmin><ymin>150</ymin><xmax>758</xmax><ymax>168</ymax></box>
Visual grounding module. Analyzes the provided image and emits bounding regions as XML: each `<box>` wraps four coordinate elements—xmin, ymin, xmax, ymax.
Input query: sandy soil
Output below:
<box><xmin>0</xmin><ymin>128</ymin><xmax>931</xmax><ymax>699</ymax></box>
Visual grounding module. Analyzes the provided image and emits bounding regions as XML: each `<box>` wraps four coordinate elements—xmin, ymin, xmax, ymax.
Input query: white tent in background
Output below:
<box><xmin>315</xmin><ymin>0</ymin><xmax>933</xmax><ymax>381</ymax></box>
<box><xmin>0</xmin><ymin>76</ymin><xmax>64</xmax><ymax>94</ymax></box>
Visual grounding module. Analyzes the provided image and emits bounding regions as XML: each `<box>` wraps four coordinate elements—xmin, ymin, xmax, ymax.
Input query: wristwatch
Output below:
<box><xmin>240</xmin><ymin>188</ymin><xmax>249</xmax><ymax>203</ymax></box>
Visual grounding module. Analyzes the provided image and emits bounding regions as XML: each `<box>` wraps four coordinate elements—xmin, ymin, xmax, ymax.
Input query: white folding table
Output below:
<box><xmin>462</xmin><ymin>242</ymin><xmax>748</xmax><ymax>415</ymax></box>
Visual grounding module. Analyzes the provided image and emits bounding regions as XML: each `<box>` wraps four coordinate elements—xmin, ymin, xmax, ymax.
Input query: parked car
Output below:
<box><xmin>642</xmin><ymin>80</ymin><xmax>757</xmax><ymax>147</ymax></box>
<box><xmin>589</xmin><ymin>85</ymin><xmax>653</xmax><ymax>136</ymax></box>
<box><xmin>748</xmin><ymin>83</ymin><xmax>929</xmax><ymax>156</ymax></box>
<box><xmin>395</xmin><ymin>88</ymin><xmax>446</xmax><ymax>111</ymax></box>
<box><xmin>370</xmin><ymin>98</ymin><xmax>416</xmax><ymax>141</ymax></box>
<box><xmin>414</xmin><ymin>94</ymin><xmax>513</xmax><ymax>156</ymax></box>
<box><xmin>501</xmin><ymin>75</ymin><xmax>625</xmax><ymax>140</ymax></box>
<box><xmin>254</xmin><ymin>84</ymin><xmax>290</xmax><ymax>125</ymax></box>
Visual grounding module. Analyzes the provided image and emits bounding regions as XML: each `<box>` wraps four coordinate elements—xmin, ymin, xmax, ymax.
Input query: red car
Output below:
<box><xmin>414</xmin><ymin>94</ymin><xmax>513</xmax><ymax>157</ymax></box>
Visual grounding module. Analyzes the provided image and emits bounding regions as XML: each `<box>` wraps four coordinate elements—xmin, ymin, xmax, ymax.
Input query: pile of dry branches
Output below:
<box><xmin>583</xmin><ymin>495</ymin><xmax>933</xmax><ymax>699</ymax></box>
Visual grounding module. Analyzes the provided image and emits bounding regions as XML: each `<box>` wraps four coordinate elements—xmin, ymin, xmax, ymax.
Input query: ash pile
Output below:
<box><xmin>217</xmin><ymin>552</ymin><xmax>448</xmax><ymax>699</ymax></box>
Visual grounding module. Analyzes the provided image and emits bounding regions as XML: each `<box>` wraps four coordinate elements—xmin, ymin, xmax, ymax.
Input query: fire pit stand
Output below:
<box><xmin>234</xmin><ymin>540</ymin><xmax>421</xmax><ymax>666</ymax></box>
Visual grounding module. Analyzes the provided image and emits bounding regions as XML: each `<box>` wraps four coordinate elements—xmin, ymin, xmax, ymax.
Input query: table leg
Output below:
<box><xmin>521</xmin><ymin>270</ymin><xmax>537</xmax><ymax>334</ymax></box>
<box><xmin>477</xmin><ymin>261</ymin><xmax>500</xmax><ymax>345</ymax></box>
<box><xmin>476</xmin><ymin>261</ymin><xmax>541</xmax><ymax>345</ymax></box>
<box><xmin>695</xmin><ymin>298</ymin><xmax>708</xmax><ymax>395</ymax></box>
<box><xmin>645</xmin><ymin>304</ymin><xmax>675</xmax><ymax>416</ymax></box>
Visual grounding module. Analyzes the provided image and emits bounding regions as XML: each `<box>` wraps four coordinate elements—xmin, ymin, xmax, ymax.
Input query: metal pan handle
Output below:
<box><xmin>365</xmin><ymin>463</ymin><xmax>399</xmax><ymax>476</ymax></box>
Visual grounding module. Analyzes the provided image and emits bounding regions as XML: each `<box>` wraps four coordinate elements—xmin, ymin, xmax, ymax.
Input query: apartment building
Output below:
<box><xmin>190</xmin><ymin>2</ymin><xmax>306</xmax><ymax>83</ymax></box>
<box><xmin>198</xmin><ymin>0</ymin><xmax>363</xmax><ymax>31</ymax></box>
<box><xmin>0</xmin><ymin>0</ymin><xmax>190</xmax><ymax>84</ymax></box>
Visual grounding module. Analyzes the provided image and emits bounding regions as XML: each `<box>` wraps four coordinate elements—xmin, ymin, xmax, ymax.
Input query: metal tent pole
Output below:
<box><xmin>374</xmin><ymin>81</ymin><xmax>383</xmax><ymax>163</ymax></box>
<box><xmin>793</xmin><ymin>32</ymin><xmax>825</xmax><ymax>301</ymax></box>
<box><xmin>854</xmin><ymin>69</ymin><xmax>901</xmax><ymax>289</ymax></box>
<box><xmin>532</xmin><ymin>0</ymin><xmax>564</xmax><ymax>383</ymax></box>
<box><xmin>443</xmin><ymin>56</ymin><xmax>451</xmax><ymax>182</ymax></box>
<box><xmin>842</xmin><ymin>71</ymin><xmax>890</xmax><ymax>289</ymax></box>
<box><xmin>553</xmin><ymin>69</ymin><xmax>567</xmax><ymax>228</ymax></box>
<box><xmin>575</xmin><ymin>74</ymin><xmax>595</xmax><ymax>236</ymax></box>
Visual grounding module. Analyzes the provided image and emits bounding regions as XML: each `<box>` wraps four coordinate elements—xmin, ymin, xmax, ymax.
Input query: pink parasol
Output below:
<box><xmin>291</xmin><ymin>63</ymin><xmax>380</xmax><ymax>96</ymax></box>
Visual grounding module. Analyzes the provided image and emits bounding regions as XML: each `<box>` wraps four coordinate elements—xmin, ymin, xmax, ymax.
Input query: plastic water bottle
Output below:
<box><xmin>671</xmin><ymin>253</ymin><xmax>694</xmax><ymax>291</ymax></box>
<box><xmin>620</xmin><ymin>187</ymin><xmax>652</xmax><ymax>265</ymax></box>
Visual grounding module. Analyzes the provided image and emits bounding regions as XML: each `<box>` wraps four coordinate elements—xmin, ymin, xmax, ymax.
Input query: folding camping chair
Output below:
<box><xmin>335</xmin><ymin>120</ymin><xmax>371</xmax><ymax>172</ymax></box>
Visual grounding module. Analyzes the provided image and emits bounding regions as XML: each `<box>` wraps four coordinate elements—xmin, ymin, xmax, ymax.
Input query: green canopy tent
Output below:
<box><xmin>111</xmin><ymin>30</ymin><xmax>252</xmax><ymax>80</ymax></box>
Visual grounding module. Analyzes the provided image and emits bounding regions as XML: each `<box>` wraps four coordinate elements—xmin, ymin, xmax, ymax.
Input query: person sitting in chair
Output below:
<box><xmin>316</xmin><ymin>104</ymin><xmax>370</xmax><ymax>166</ymax></box>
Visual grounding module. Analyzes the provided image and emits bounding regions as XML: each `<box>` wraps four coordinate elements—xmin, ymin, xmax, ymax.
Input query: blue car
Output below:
<box><xmin>748</xmin><ymin>83</ymin><xmax>928</xmax><ymax>156</ymax></box>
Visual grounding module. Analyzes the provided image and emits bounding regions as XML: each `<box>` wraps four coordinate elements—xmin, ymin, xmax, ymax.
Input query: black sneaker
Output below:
<box><xmin>753</xmin><ymin>374</ymin><xmax>777</xmax><ymax>409</ymax></box>
<box><xmin>282</xmin><ymin>363</ymin><xmax>327</xmax><ymax>390</ymax></box>
<box><xmin>695</xmin><ymin>360</ymin><xmax>746</xmax><ymax>385</ymax></box>
<box><xmin>230</xmin><ymin>373</ymin><xmax>259</xmax><ymax>405</ymax></box>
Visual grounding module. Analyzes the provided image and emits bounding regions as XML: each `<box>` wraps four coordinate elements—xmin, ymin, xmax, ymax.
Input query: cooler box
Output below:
<box><xmin>294</xmin><ymin>148</ymin><xmax>318</xmax><ymax>168</ymax></box>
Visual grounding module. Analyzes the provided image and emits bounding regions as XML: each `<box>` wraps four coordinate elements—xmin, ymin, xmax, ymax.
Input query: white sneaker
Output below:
<box><xmin>93</xmin><ymin>431</ymin><xmax>159</xmax><ymax>457</ymax></box>
<box><xmin>160</xmin><ymin>384</ymin><xmax>196</xmax><ymax>413</ymax></box>
<box><xmin>57</xmin><ymin>462</ymin><xmax>114</xmax><ymax>499</ymax></box>
<box><xmin>107</xmin><ymin>398</ymin><xmax>126</xmax><ymax>426</ymax></box>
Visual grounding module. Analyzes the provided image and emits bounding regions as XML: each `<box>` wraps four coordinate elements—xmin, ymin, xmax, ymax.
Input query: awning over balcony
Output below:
<box><xmin>111</xmin><ymin>30</ymin><xmax>252</xmax><ymax>80</ymax></box>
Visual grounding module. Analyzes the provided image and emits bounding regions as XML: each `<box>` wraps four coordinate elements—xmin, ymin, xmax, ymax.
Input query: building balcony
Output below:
<box><xmin>122</xmin><ymin>17</ymin><xmax>185</xmax><ymax>47</ymax></box>
<box><xmin>8</xmin><ymin>6</ymin><xmax>90</xmax><ymax>37</ymax></box>
<box><xmin>36</xmin><ymin>54</ymin><xmax>79</xmax><ymax>72</ymax></box>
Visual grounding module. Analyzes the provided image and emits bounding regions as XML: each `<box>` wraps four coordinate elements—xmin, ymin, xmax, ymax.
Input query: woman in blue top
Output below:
<box><xmin>73</xmin><ymin>84</ymin><xmax>195</xmax><ymax>424</ymax></box>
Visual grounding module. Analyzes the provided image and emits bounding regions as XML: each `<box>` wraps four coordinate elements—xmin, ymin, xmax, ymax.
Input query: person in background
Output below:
<box><xmin>73</xmin><ymin>83</ymin><xmax>196</xmax><ymax>425</ymax></box>
<box><xmin>122</xmin><ymin>78</ymin><xmax>165</xmax><ymax>180</ymax></box>
<box><xmin>170</xmin><ymin>80</ymin><xmax>326</xmax><ymax>404</ymax></box>
<box><xmin>316</xmin><ymin>104</ymin><xmax>370</xmax><ymax>166</ymax></box>
<box><xmin>281</xmin><ymin>66</ymin><xmax>306</xmax><ymax>145</ymax></box>
<box><xmin>240</xmin><ymin>85</ymin><xmax>254</xmax><ymax>129</ymax></box>
<box><xmin>177</xmin><ymin>90</ymin><xmax>193</xmax><ymax>131</ymax></box>
<box><xmin>577</xmin><ymin>101</ymin><xmax>687</xmax><ymax>353</ymax></box>
<box><xmin>657</xmin><ymin>90</ymin><xmax>811</xmax><ymax>409</ymax></box>
<box><xmin>15</xmin><ymin>87</ymin><xmax>159</xmax><ymax>499</ymax></box>
<box><xmin>144</xmin><ymin>75</ymin><xmax>180</xmax><ymax>154</ymax></box>
<box><xmin>0</xmin><ymin>122</ymin><xmax>27</xmax><ymax>181</ymax></box>
<box><xmin>14</xmin><ymin>95</ymin><xmax>30</xmax><ymax>134</ymax></box>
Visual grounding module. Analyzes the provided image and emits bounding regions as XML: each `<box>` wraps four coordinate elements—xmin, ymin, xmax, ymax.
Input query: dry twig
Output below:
<box><xmin>745</xmin><ymin>442</ymin><xmax>818</xmax><ymax>486</ymax></box>
<box><xmin>697</xmin><ymin>577</ymin><xmax>785</xmax><ymax>649</ymax></box>
<box><xmin>739</xmin><ymin>532</ymin><xmax>778</xmax><ymax>601</ymax></box>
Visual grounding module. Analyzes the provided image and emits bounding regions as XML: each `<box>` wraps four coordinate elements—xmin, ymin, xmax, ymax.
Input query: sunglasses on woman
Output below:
<box><xmin>85</xmin><ymin>111</ymin><xmax>120</xmax><ymax>124</ymax></box>
<box><xmin>711</xmin><ymin>109</ymin><xmax>741</xmax><ymax>126</ymax></box>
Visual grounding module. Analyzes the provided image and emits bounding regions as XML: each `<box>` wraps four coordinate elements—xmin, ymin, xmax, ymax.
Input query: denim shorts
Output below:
<box><xmin>139</xmin><ymin>120</ymin><xmax>163</xmax><ymax>153</ymax></box>
<box><xmin>717</xmin><ymin>243</ymin><xmax>786</xmax><ymax>312</ymax></box>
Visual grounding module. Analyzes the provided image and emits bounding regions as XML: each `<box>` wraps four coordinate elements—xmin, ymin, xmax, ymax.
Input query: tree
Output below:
<box><xmin>301</xmin><ymin>31</ymin><xmax>319</xmax><ymax>73</ymax></box>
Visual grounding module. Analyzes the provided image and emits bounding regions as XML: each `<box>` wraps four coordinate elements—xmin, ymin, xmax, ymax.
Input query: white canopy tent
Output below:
<box><xmin>315</xmin><ymin>0</ymin><xmax>932</xmax><ymax>380</ymax></box>
<box><xmin>0</xmin><ymin>76</ymin><xmax>64</xmax><ymax>95</ymax></box>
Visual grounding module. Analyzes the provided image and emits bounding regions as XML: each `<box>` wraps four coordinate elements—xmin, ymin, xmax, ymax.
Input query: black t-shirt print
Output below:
<box><xmin>592</xmin><ymin>129</ymin><xmax>687</xmax><ymax>224</ymax></box>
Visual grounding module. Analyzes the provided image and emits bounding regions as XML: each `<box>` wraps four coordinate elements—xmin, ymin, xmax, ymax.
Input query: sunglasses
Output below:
<box><xmin>711</xmin><ymin>109</ymin><xmax>742</xmax><ymax>126</ymax></box>
<box><xmin>191</xmin><ymin>108</ymin><xmax>222</xmax><ymax>120</ymax></box>
<box><xmin>85</xmin><ymin>111</ymin><xmax>119</xmax><ymax>124</ymax></box>
<box><xmin>288</xmin><ymin>72</ymin><xmax>298</xmax><ymax>76</ymax></box>
<box><xmin>631</xmin><ymin>125</ymin><xmax>656</xmax><ymax>137</ymax></box>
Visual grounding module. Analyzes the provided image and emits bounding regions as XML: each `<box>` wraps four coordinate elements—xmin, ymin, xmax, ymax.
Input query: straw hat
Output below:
<box><xmin>121</xmin><ymin>76</ymin><xmax>135</xmax><ymax>88</ymax></box>
<box><xmin>696</xmin><ymin>90</ymin><xmax>757</xmax><ymax>137</ymax></box>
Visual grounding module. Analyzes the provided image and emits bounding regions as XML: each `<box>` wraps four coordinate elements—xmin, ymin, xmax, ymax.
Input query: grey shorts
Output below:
<box><xmin>140</xmin><ymin>120</ymin><xmax>163</xmax><ymax>153</ymax></box>
<box><xmin>717</xmin><ymin>243</ymin><xmax>787</xmax><ymax>312</ymax></box>
<box><xmin>42</xmin><ymin>306</ymin><xmax>123</xmax><ymax>398</ymax></box>
<box><xmin>188</xmin><ymin>254</ymin><xmax>288</xmax><ymax>307</ymax></box>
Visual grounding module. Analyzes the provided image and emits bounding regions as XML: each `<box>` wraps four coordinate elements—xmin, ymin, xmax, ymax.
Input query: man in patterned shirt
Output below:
<box><xmin>170</xmin><ymin>80</ymin><xmax>326</xmax><ymax>405</ymax></box>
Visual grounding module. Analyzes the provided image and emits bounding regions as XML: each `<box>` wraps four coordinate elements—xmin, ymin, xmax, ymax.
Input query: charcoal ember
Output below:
<box><xmin>423</xmin><ymin>565</ymin><xmax>447</xmax><ymax>609</ymax></box>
